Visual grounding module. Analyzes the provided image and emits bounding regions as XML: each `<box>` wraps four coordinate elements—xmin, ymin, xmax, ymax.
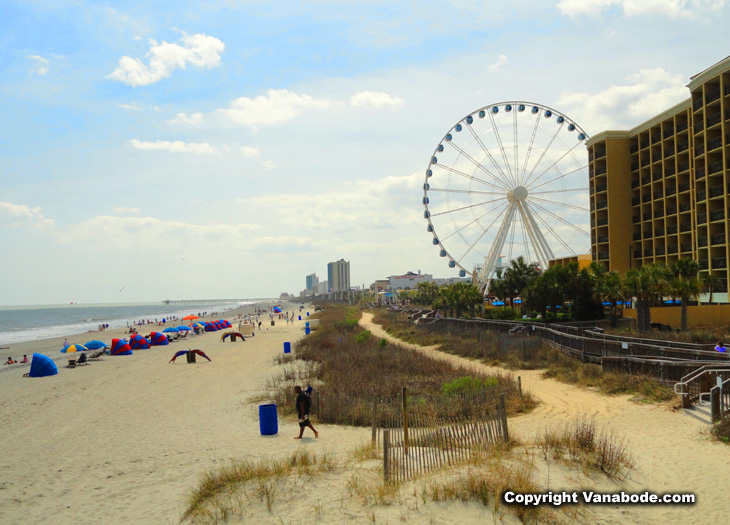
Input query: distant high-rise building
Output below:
<box><xmin>327</xmin><ymin>259</ymin><xmax>351</xmax><ymax>293</ymax></box>
<box><xmin>305</xmin><ymin>273</ymin><xmax>319</xmax><ymax>291</ymax></box>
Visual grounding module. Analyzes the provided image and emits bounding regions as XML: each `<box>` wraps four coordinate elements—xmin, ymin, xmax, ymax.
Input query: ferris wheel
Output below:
<box><xmin>422</xmin><ymin>101</ymin><xmax>591</xmax><ymax>293</ymax></box>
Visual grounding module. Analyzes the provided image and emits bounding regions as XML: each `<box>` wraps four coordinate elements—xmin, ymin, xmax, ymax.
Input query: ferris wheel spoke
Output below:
<box><xmin>462</xmin><ymin>124</ymin><xmax>514</xmax><ymax>190</ymax></box>
<box><xmin>428</xmin><ymin>196</ymin><xmax>505</xmax><ymax>218</ymax></box>
<box><xmin>529</xmin><ymin>164</ymin><xmax>588</xmax><ymax>192</ymax></box>
<box><xmin>513</xmin><ymin>109</ymin><xmax>519</xmax><ymax>191</ymax></box>
<box><xmin>528</xmin><ymin>196</ymin><xmax>589</xmax><ymax>213</ymax></box>
<box><xmin>439</xmin><ymin>201</ymin><xmax>508</xmax><ymax>243</ymax></box>
<box><xmin>433</xmin><ymin>162</ymin><xmax>508</xmax><ymax>193</ymax></box>
<box><xmin>520</xmin><ymin>111</ymin><xmax>542</xmax><ymax>184</ymax></box>
<box><xmin>457</xmin><ymin>203</ymin><xmax>511</xmax><ymax>263</ymax></box>
<box><xmin>429</xmin><ymin>188</ymin><xmax>504</xmax><ymax>196</ymax></box>
<box><xmin>531</xmin><ymin>187</ymin><xmax>588</xmax><ymax>195</ymax></box>
<box><xmin>444</xmin><ymin>140</ymin><xmax>512</xmax><ymax>191</ymax></box>
<box><xmin>522</xmin><ymin>120</ymin><xmax>565</xmax><ymax>187</ymax></box>
<box><xmin>487</xmin><ymin>112</ymin><xmax>516</xmax><ymax>186</ymax></box>
<box><xmin>529</xmin><ymin>200</ymin><xmax>590</xmax><ymax>237</ymax></box>
<box><xmin>528</xmin><ymin>202</ymin><xmax>577</xmax><ymax>255</ymax></box>
<box><xmin>523</xmin><ymin>138</ymin><xmax>582</xmax><ymax>189</ymax></box>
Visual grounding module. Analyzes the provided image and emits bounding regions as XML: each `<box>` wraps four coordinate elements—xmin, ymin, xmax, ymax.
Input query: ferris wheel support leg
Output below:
<box><xmin>517</xmin><ymin>202</ymin><xmax>554</xmax><ymax>271</ymax></box>
<box><xmin>478</xmin><ymin>202</ymin><xmax>516</xmax><ymax>294</ymax></box>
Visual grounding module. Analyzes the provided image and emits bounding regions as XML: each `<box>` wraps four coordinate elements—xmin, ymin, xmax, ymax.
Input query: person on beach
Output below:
<box><xmin>716</xmin><ymin>342</ymin><xmax>726</xmax><ymax>353</ymax></box>
<box><xmin>294</xmin><ymin>385</ymin><xmax>318</xmax><ymax>439</ymax></box>
<box><xmin>63</xmin><ymin>338</ymin><xmax>69</xmax><ymax>347</ymax></box>
<box><xmin>21</xmin><ymin>355</ymin><xmax>28</xmax><ymax>363</ymax></box>
<box><xmin>4</xmin><ymin>357</ymin><xmax>15</xmax><ymax>365</ymax></box>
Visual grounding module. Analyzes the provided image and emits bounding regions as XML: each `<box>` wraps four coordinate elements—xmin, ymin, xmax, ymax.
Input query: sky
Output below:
<box><xmin>0</xmin><ymin>0</ymin><xmax>727</xmax><ymax>305</ymax></box>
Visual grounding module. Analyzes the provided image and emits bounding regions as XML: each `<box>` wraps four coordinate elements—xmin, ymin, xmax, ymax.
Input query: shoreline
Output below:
<box><xmin>0</xmin><ymin>301</ymin><xmax>295</xmax><ymax>374</ymax></box>
<box><xmin>0</xmin><ymin>301</ymin><xmax>329</xmax><ymax>524</ymax></box>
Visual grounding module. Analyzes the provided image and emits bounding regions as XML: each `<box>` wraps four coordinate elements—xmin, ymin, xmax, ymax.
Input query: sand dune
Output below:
<box><xmin>1</xmin><ymin>309</ymin><xmax>726</xmax><ymax>524</ymax></box>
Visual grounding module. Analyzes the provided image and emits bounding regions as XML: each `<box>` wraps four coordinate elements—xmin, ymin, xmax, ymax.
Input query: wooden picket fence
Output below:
<box><xmin>379</xmin><ymin>387</ymin><xmax>509</xmax><ymax>483</ymax></box>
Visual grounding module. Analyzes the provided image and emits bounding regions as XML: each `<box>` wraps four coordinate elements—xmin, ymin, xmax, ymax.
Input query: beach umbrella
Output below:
<box><xmin>176</xmin><ymin>325</ymin><xmax>191</xmax><ymax>331</ymax></box>
<box><xmin>183</xmin><ymin>315</ymin><xmax>198</xmax><ymax>321</ymax></box>
<box><xmin>162</xmin><ymin>326</ymin><xmax>179</xmax><ymax>333</ymax></box>
<box><xmin>61</xmin><ymin>344</ymin><xmax>88</xmax><ymax>354</ymax></box>
<box><xmin>84</xmin><ymin>340</ymin><xmax>107</xmax><ymax>350</ymax></box>
<box><xmin>193</xmin><ymin>322</ymin><xmax>206</xmax><ymax>329</ymax></box>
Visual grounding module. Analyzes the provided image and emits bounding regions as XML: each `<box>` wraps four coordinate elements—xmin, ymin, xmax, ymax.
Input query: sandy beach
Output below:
<box><xmin>2</xmin><ymin>308</ymin><xmax>730</xmax><ymax>524</ymax></box>
<box><xmin>0</xmin><ymin>303</ymin><xmax>370</xmax><ymax>524</ymax></box>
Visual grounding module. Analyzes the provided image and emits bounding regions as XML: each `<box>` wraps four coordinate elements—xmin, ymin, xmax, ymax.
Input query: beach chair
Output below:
<box><xmin>89</xmin><ymin>350</ymin><xmax>105</xmax><ymax>361</ymax></box>
<box><xmin>77</xmin><ymin>352</ymin><xmax>89</xmax><ymax>366</ymax></box>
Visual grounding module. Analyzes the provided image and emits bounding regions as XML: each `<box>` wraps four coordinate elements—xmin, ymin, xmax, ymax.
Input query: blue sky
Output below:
<box><xmin>1</xmin><ymin>0</ymin><xmax>727</xmax><ymax>304</ymax></box>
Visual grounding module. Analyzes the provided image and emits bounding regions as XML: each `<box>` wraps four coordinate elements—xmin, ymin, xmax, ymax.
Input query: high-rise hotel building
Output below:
<box><xmin>327</xmin><ymin>259</ymin><xmax>351</xmax><ymax>293</ymax></box>
<box><xmin>588</xmin><ymin>56</ymin><xmax>730</xmax><ymax>303</ymax></box>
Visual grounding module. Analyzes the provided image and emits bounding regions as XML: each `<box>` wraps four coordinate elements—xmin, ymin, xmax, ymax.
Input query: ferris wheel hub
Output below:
<box><xmin>509</xmin><ymin>185</ymin><xmax>528</xmax><ymax>202</ymax></box>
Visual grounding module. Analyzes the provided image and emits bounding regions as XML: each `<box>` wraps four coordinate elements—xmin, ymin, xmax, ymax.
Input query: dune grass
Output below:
<box><xmin>372</xmin><ymin>309</ymin><xmax>676</xmax><ymax>403</ymax></box>
<box><xmin>270</xmin><ymin>305</ymin><xmax>535</xmax><ymax>425</ymax></box>
<box><xmin>536</xmin><ymin>418</ymin><xmax>636</xmax><ymax>480</ymax></box>
<box><xmin>182</xmin><ymin>449</ymin><xmax>336</xmax><ymax>523</ymax></box>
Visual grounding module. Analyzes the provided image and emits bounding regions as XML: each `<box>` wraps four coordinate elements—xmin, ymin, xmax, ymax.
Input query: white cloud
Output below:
<box><xmin>350</xmin><ymin>91</ymin><xmax>404</xmax><ymax>111</ymax></box>
<box><xmin>106</xmin><ymin>32</ymin><xmax>225</xmax><ymax>87</ymax></box>
<box><xmin>557</xmin><ymin>0</ymin><xmax>724</xmax><ymax>17</ymax></box>
<box><xmin>488</xmin><ymin>54</ymin><xmax>508</xmax><ymax>71</ymax></box>
<box><xmin>57</xmin><ymin>215</ymin><xmax>262</xmax><ymax>251</ymax></box>
<box><xmin>215</xmin><ymin>89</ymin><xmax>331</xmax><ymax>128</ymax></box>
<box><xmin>118</xmin><ymin>102</ymin><xmax>143</xmax><ymax>111</ymax></box>
<box><xmin>113</xmin><ymin>207</ymin><xmax>141</xmax><ymax>215</ymax></box>
<box><xmin>128</xmin><ymin>139</ymin><xmax>219</xmax><ymax>154</ymax></box>
<box><xmin>262</xmin><ymin>160</ymin><xmax>277</xmax><ymax>170</ymax></box>
<box><xmin>235</xmin><ymin>170</ymin><xmax>422</xmax><ymax>231</ymax></box>
<box><xmin>556</xmin><ymin>68</ymin><xmax>689</xmax><ymax>134</ymax></box>
<box><xmin>0</xmin><ymin>201</ymin><xmax>55</xmax><ymax>230</ymax></box>
<box><xmin>241</xmin><ymin>146</ymin><xmax>261</xmax><ymax>157</ymax></box>
<box><xmin>26</xmin><ymin>54</ymin><xmax>49</xmax><ymax>75</ymax></box>
<box><xmin>167</xmin><ymin>112</ymin><xmax>204</xmax><ymax>126</ymax></box>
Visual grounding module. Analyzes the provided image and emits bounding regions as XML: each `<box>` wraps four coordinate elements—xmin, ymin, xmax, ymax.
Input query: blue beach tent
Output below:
<box><xmin>28</xmin><ymin>353</ymin><xmax>58</xmax><ymax>378</ymax></box>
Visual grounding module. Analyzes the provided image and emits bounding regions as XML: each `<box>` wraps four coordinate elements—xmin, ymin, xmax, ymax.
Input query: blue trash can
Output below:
<box><xmin>259</xmin><ymin>404</ymin><xmax>278</xmax><ymax>435</ymax></box>
<box><xmin>284</xmin><ymin>342</ymin><xmax>291</xmax><ymax>353</ymax></box>
<box><xmin>305</xmin><ymin>322</ymin><xmax>310</xmax><ymax>328</ymax></box>
<box><xmin>306</xmin><ymin>312</ymin><xmax>309</xmax><ymax>316</ymax></box>
<box><xmin>305</xmin><ymin>327</ymin><xmax>311</xmax><ymax>335</ymax></box>
<box><xmin>298</xmin><ymin>315</ymin><xmax>301</xmax><ymax>321</ymax></box>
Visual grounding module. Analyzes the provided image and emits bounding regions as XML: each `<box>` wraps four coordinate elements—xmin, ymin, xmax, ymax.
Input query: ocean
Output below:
<box><xmin>0</xmin><ymin>302</ymin><xmax>247</xmax><ymax>346</ymax></box>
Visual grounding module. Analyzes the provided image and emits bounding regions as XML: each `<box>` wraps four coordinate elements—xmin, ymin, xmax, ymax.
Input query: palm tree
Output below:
<box><xmin>668</xmin><ymin>259</ymin><xmax>702</xmax><ymax>331</ymax></box>
<box><xmin>623</xmin><ymin>263</ymin><xmax>670</xmax><ymax>332</ymax></box>
<box><xmin>701</xmin><ymin>272</ymin><xmax>722</xmax><ymax>305</ymax></box>
<box><xmin>588</xmin><ymin>262</ymin><xmax>624</xmax><ymax>327</ymax></box>
<box><xmin>412</xmin><ymin>281</ymin><xmax>441</xmax><ymax>307</ymax></box>
<box><xmin>502</xmin><ymin>256</ymin><xmax>540</xmax><ymax>313</ymax></box>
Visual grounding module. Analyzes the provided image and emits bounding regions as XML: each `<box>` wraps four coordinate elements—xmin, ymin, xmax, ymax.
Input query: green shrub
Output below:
<box><xmin>442</xmin><ymin>376</ymin><xmax>499</xmax><ymax>396</ymax></box>
<box><xmin>378</xmin><ymin>338</ymin><xmax>388</xmax><ymax>348</ymax></box>
<box><xmin>491</xmin><ymin>307</ymin><xmax>520</xmax><ymax>320</ymax></box>
<box><xmin>354</xmin><ymin>330</ymin><xmax>372</xmax><ymax>343</ymax></box>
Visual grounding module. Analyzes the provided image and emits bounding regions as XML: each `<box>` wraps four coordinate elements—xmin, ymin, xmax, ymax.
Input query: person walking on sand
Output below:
<box><xmin>294</xmin><ymin>385</ymin><xmax>318</xmax><ymax>439</ymax></box>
